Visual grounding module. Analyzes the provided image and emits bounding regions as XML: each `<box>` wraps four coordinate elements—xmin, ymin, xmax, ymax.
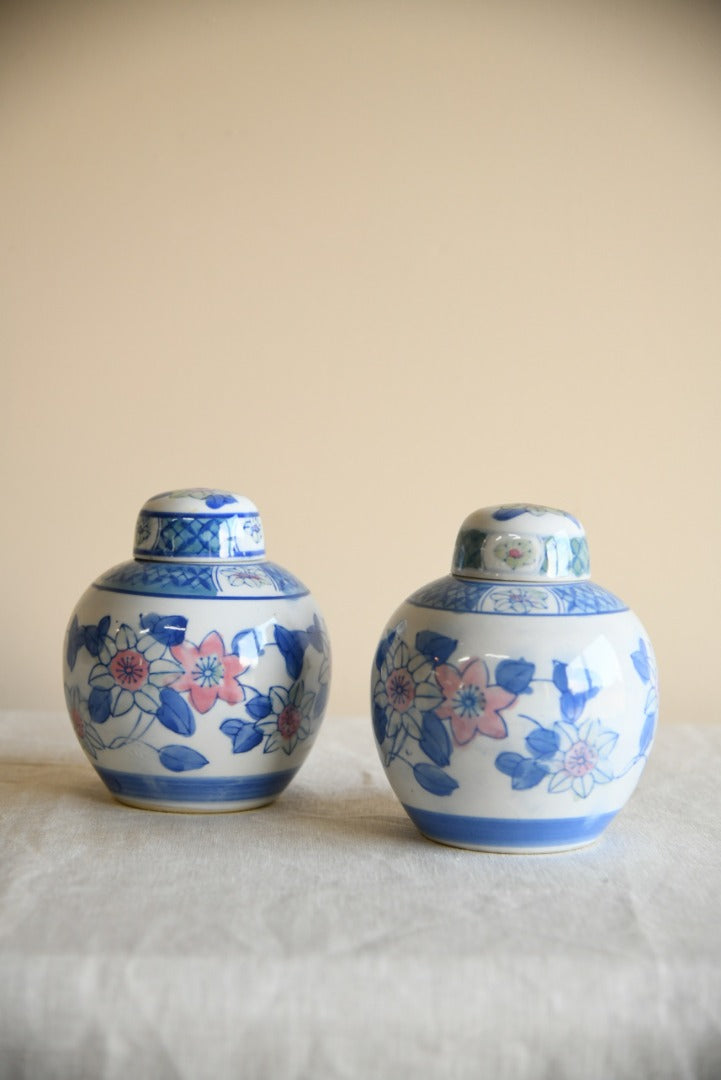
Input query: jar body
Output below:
<box><xmin>372</xmin><ymin>577</ymin><xmax>657</xmax><ymax>852</ymax></box>
<box><xmin>64</xmin><ymin>558</ymin><xmax>331</xmax><ymax>811</ymax></box>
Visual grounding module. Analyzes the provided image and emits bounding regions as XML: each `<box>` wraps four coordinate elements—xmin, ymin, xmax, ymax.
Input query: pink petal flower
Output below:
<box><xmin>198</xmin><ymin>631</ymin><xmax>226</xmax><ymax>658</ymax></box>
<box><xmin>188</xmin><ymin>683</ymin><xmax>219</xmax><ymax>714</ymax></box>
<box><xmin>435</xmin><ymin>658</ymin><xmax>515</xmax><ymax>745</ymax></box>
<box><xmin>170</xmin><ymin>632</ymin><xmax>245</xmax><ymax>714</ymax></box>
<box><xmin>434</xmin><ymin>664</ymin><xmax>462</xmax><ymax>706</ymax></box>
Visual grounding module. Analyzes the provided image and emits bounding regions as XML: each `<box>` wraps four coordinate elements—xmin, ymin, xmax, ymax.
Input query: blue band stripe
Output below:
<box><xmin>139</xmin><ymin>510</ymin><xmax>261</xmax><ymax>520</ymax></box>
<box><xmin>408</xmin><ymin>600</ymin><xmax>628</xmax><ymax>617</ymax></box>
<box><xmin>402</xmin><ymin>806</ymin><xmax>617</xmax><ymax>848</ymax></box>
<box><xmin>133</xmin><ymin>548</ymin><xmax>263</xmax><ymax>559</ymax></box>
<box><xmin>93</xmin><ymin>584</ymin><xmax>309</xmax><ymax>601</ymax></box>
<box><xmin>97</xmin><ymin>767</ymin><xmax>298</xmax><ymax>803</ymax></box>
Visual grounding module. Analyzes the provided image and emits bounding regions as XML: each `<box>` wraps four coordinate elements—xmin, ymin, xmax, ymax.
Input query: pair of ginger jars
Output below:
<box><xmin>63</xmin><ymin>488</ymin><xmax>658</xmax><ymax>853</ymax></box>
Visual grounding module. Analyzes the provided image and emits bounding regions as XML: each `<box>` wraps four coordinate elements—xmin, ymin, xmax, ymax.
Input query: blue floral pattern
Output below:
<box><xmin>631</xmin><ymin>636</ymin><xmax>658</xmax><ymax>756</ymax></box>
<box><xmin>373</xmin><ymin>628</ymin><xmax>646</xmax><ymax>802</ymax></box>
<box><xmin>65</xmin><ymin>612</ymin><xmax>330</xmax><ymax>773</ymax></box>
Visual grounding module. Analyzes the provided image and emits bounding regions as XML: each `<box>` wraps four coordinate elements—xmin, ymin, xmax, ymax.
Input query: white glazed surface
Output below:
<box><xmin>375</xmin><ymin>604</ymin><xmax>653</xmax><ymax>825</ymax></box>
<box><xmin>63</xmin><ymin>490</ymin><xmax>330</xmax><ymax>811</ymax></box>
<box><xmin>68</xmin><ymin>590</ymin><xmax>327</xmax><ymax>792</ymax></box>
<box><xmin>371</xmin><ymin>504</ymin><xmax>658</xmax><ymax>852</ymax></box>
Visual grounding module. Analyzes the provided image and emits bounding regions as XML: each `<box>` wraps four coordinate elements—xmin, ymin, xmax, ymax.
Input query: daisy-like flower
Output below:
<box><xmin>256</xmin><ymin>680</ymin><xmax>315</xmax><ymax>754</ymax></box>
<box><xmin>170</xmin><ymin>631</ymin><xmax>246</xmax><ymax>714</ymax></box>
<box><xmin>546</xmin><ymin>718</ymin><xmax>618</xmax><ymax>797</ymax></box>
<box><xmin>493</xmin><ymin>537</ymin><xmax>540</xmax><ymax>570</ymax></box>
<box><xmin>373</xmin><ymin>638</ymin><xmax>443</xmax><ymax>742</ymax></box>
<box><xmin>88</xmin><ymin>625</ymin><xmax>182</xmax><ymax>717</ymax></box>
<box><xmin>491</xmin><ymin>587</ymin><xmax>549</xmax><ymax>614</ymax></box>
<box><xmin>435</xmin><ymin>659</ymin><xmax>514</xmax><ymax>744</ymax></box>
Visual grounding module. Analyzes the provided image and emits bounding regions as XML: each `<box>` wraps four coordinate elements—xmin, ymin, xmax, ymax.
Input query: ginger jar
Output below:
<box><xmin>63</xmin><ymin>488</ymin><xmax>331</xmax><ymax>811</ymax></box>
<box><xmin>371</xmin><ymin>504</ymin><xmax>657</xmax><ymax>852</ymax></box>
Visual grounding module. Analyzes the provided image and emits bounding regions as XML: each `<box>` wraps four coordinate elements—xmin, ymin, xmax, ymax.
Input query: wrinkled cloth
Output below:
<box><xmin>0</xmin><ymin>712</ymin><xmax>719</xmax><ymax>1080</ymax></box>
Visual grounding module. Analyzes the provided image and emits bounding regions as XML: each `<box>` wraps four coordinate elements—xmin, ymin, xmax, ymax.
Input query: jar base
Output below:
<box><xmin>112</xmin><ymin>793</ymin><xmax>276</xmax><ymax>813</ymax></box>
<box><xmin>403</xmin><ymin>805</ymin><xmax>617</xmax><ymax>853</ymax></box>
<box><xmin>95</xmin><ymin>765</ymin><xmax>299</xmax><ymax>812</ymax></box>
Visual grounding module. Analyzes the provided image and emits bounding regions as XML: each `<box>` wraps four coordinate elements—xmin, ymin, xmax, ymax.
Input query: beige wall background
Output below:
<box><xmin>2</xmin><ymin>0</ymin><xmax>720</xmax><ymax>723</ymax></box>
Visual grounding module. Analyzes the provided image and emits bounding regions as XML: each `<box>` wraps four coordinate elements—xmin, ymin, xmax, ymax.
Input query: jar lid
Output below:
<box><xmin>133</xmin><ymin>488</ymin><xmax>265</xmax><ymax>562</ymax></box>
<box><xmin>451</xmin><ymin>503</ymin><xmax>590</xmax><ymax>582</ymax></box>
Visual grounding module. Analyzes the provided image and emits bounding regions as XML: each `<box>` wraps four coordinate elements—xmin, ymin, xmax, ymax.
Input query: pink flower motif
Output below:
<box><xmin>170</xmin><ymin>631</ymin><xmax>245</xmax><ymax>714</ymax></box>
<box><xmin>435</xmin><ymin>659</ymin><xmax>515</xmax><ymax>745</ymax></box>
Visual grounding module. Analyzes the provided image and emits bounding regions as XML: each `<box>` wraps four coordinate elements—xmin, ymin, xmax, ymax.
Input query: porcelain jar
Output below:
<box><xmin>371</xmin><ymin>504</ymin><xmax>658</xmax><ymax>852</ymax></box>
<box><xmin>63</xmin><ymin>488</ymin><xmax>331</xmax><ymax>812</ymax></box>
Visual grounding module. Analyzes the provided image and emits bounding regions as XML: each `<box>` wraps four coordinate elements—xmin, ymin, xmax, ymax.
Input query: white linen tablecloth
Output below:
<box><xmin>0</xmin><ymin>711</ymin><xmax>719</xmax><ymax>1080</ymax></box>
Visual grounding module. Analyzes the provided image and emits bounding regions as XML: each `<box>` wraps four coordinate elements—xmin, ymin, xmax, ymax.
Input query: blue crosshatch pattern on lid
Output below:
<box><xmin>134</xmin><ymin>510</ymin><xmax>265</xmax><ymax>560</ymax></box>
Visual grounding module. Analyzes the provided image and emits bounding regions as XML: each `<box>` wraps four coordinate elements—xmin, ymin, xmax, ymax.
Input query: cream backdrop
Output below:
<box><xmin>2</xmin><ymin>0</ymin><xmax>720</xmax><ymax>725</ymax></box>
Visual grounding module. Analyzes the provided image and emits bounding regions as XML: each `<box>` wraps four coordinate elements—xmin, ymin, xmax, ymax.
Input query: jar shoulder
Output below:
<box><xmin>405</xmin><ymin>574</ymin><xmax>628</xmax><ymax>618</ymax></box>
<box><xmin>89</xmin><ymin>558</ymin><xmax>310</xmax><ymax>602</ymax></box>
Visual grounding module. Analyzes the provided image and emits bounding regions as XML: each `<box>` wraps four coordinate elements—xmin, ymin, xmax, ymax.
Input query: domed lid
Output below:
<box><xmin>133</xmin><ymin>488</ymin><xmax>265</xmax><ymax>562</ymax></box>
<box><xmin>451</xmin><ymin>503</ymin><xmax>590</xmax><ymax>582</ymax></box>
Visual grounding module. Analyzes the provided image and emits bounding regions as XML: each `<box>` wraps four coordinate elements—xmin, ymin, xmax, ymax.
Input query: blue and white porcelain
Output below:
<box><xmin>371</xmin><ymin>503</ymin><xmax>657</xmax><ymax>852</ymax></box>
<box><xmin>64</xmin><ymin>488</ymin><xmax>331</xmax><ymax>812</ymax></box>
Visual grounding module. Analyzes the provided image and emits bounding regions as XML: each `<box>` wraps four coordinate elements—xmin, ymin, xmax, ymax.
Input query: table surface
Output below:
<box><xmin>1</xmin><ymin>711</ymin><xmax>719</xmax><ymax>1080</ymax></box>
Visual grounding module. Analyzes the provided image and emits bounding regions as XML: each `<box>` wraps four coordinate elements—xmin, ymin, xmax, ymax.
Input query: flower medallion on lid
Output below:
<box><xmin>134</xmin><ymin>488</ymin><xmax>265</xmax><ymax>562</ymax></box>
<box><xmin>452</xmin><ymin>503</ymin><xmax>590</xmax><ymax>583</ymax></box>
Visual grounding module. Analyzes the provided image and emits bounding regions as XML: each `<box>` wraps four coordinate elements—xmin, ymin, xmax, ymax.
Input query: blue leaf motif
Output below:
<box><xmin>525</xmin><ymin>727</ymin><xmax>559</xmax><ymax>759</ymax></box>
<box><xmin>305</xmin><ymin>615</ymin><xmax>325</xmax><ymax>653</ymax></box>
<box><xmin>274</xmin><ymin>625</ymin><xmax>305</xmax><ymax>680</ymax></box>
<box><xmin>560</xmin><ymin>692</ymin><xmax>583</xmax><ymax>723</ymax></box>
<box><xmin>245</xmin><ymin>693</ymin><xmax>272</xmax><ymax>720</ymax></box>
<box><xmin>84</xmin><ymin>616</ymin><xmax>111</xmax><ymax>658</ymax></box>
<box><xmin>413</xmin><ymin>763</ymin><xmax>458</xmax><ymax>796</ymax></box>
<box><xmin>205</xmin><ymin>493</ymin><xmax>237</xmax><ymax>509</ymax></box>
<box><xmin>220</xmin><ymin>719</ymin><xmax>264</xmax><ymax>753</ymax></box>
<box><xmin>511</xmin><ymin>758</ymin><xmax>548</xmax><ymax>790</ymax></box>
<box><xmin>415</xmin><ymin>631</ymin><xmax>458</xmax><ymax>667</ymax></box>
<box><xmin>492</xmin><ymin>507</ymin><xmax>525</xmax><ymax>521</ymax></box>
<box><xmin>560</xmin><ymin>687</ymin><xmax>599</xmax><ymax>724</ymax></box>
<box><xmin>373</xmin><ymin>702</ymin><xmax>388</xmax><ymax>745</ymax></box>
<box><xmin>156</xmin><ymin>687</ymin><xmax>195</xmax><ymax>736</ymax></box>
<box><xmin>495</xmin><ymin>659</ymin><xmax>535</xmax><ymax>695</ymax></box>
<box><xmin>552</xmin><ymin>661</ymin><xmax>569</xmax><ymax>694</ymax></box>
<box><xmin>495</xmin><ymin>752</ymin><xmax>524</xmax><ymax>777</ymax></box>
<box><xmin>88</xmin><ymin>687</ymin><xmax>111</xmax><ymax>724</ymax></box>
<box><xmin>140</xmin><ymin>613</ymin><xmax>187</xmax><ymax>648</ymax></box>
<box><xmin>232</xmin><ymin>628</ymin><xmax>265</xmax><ymax>666</ymax></box>
<box><xmin>496</xmin><ymin>752</ymin><xmax>548</xmax><ymax>789</ymax></box>
<box><xmin>66</xmin><ymin>616</ymin><xmax>83</xmax><ymax>672</ymax></box>
<box><xmin>418</xmin><ymin>712</ymin><xmax>452</xmax><ymax>767</ymax></box>
<box><xmin>631</xmin><ymin>639</ymin><xmax>651</xmax><ymax>684</ymax></box>
<box><xmin>375</xmin><ymin>629</ymin><xmax>397</xmax><ymax>673</ymax></box>
<box><xmin>158</xmin><ymin>745</ymin><xmax>209</xmax><ymax>772</ymax></box>
<box><xmin>639</xmin><ymin>705</ymin><xmax>657</xmax><ymax>755</ymax></box>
